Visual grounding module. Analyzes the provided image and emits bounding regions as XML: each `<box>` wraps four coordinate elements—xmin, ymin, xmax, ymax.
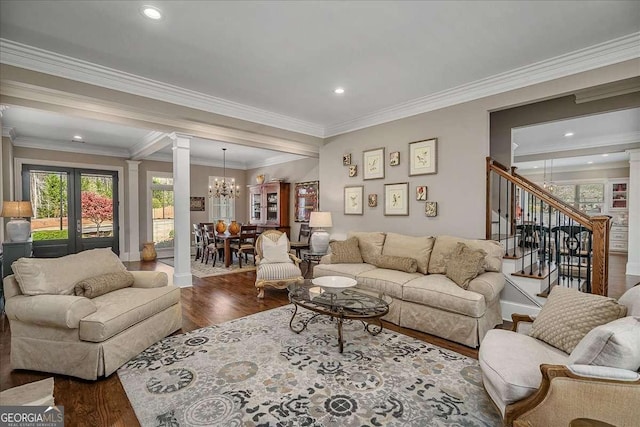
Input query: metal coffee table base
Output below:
<box><xmin>288</xmin><ymin>303</ymin><xmax>386</xmax><ymax>353</ymax></box>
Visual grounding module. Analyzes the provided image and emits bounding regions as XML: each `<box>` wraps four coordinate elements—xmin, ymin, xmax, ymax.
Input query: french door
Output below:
<box><xmin>22</xmin><ymin>165</ymin><xmax>119</xmax><ymax>258</ymax></box>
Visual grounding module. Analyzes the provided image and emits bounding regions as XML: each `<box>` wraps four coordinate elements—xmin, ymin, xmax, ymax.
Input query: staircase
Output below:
<box><xmin>486</xmin><ymin>158</ymin><xmax>611</xmax><ymax>320</ymax></box>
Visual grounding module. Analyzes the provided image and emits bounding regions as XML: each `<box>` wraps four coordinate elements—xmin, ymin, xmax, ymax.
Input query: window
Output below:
<box><xmin>150</xmin><ymin>174</ymin><xmax>174</xmax><ymax>249</ymax></box>
<box><xmin>550</xmin><ymin>182</ymin><xmax>604</xmax><ymax>214</ymax></box>
<box><xmin>208</xmin><ymin>176</ymin><xmax>235</xmax><ymax>222</ymax></box>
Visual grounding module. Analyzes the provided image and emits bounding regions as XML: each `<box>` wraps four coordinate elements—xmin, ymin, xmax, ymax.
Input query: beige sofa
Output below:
<box><xmin>479</xmin><ymin>286</ymin><xmax>640</xmax><ymax>426</ymax></box>
<box><xmin>3</xmin><ymin>248</ymin><xmax>182</xmax><ymax>380</ymax></box>
<box><xmin>313</xmin><ymin>232</ymin><xmax>505</xmax><ymax>347</ymax></box>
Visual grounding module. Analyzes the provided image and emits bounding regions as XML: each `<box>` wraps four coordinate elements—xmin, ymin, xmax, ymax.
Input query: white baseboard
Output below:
<box><xmin>173</xmin><ymin>272</ymin><xmax>193</xmax><ymax>288</ymax></box>
<box><xmin>500</xmin><ymin>300</ymin><xmax>542</xmax><ymax>321</ymax></box>
<box><xmin>626</xmin><ymin>261</ymin><xmax>640</xmax><ymax>276</ymax></box>
<box><xmin>119</xmin><ymin>251</ymin><xmax>141</xmax><ymax>262</ymax></box>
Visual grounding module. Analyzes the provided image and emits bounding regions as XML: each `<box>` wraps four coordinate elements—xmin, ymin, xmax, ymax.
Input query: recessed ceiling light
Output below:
<box><xmin>602</xmin><ymin>153</ymin><xmax>609</xmax><ymax>157</ymax></box>
<box><xmin>334</xmin><ymin>87</ymin><xmax>345</xmax><ymax>94</ymax></box>
<box><xmin>587</xmin><ymin>161</ymin><xmax>594</xmax><ymax>164</ymax></box>
<box><xmin>533</xmin><ymin>166</ymin><xmax>539</xmax><ymax>169</ymax></box>
<box><xmin>73</xmin><ymin>135</ymin><xmax>83</xmax><ymax>140</ymax></box>
<box><xmin>141</xmin><ymin>5</ymin><xmax>162</xmax><ymax>20</ymax></box>
<box><xmin>564</xmin><ymin>132</ymin><xmax>574</xmax><ymax>137</ymax></box>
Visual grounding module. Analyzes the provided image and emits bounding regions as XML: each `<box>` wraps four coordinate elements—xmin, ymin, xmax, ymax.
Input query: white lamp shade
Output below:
<box><xmin>309</xmin><ymin>211</ymin><xmax>332</xmax><ymax>228</ymax></box>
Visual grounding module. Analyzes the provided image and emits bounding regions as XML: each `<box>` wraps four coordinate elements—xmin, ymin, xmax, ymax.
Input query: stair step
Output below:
<box><xmin>512</xmin><ymin>264</ymin><xmax>556</xmax><ymax>280</ymax></box>
<box><xmin>504</xmin><ymin>247</ymin><xmax>537</xmax><ymax>260</ymax></box>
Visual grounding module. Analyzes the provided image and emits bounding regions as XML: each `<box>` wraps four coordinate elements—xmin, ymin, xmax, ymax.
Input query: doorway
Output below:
<box><xmin>22</xmin><ymin>165</ymin><xmax>119</xmax><ymax>258</ymax></box>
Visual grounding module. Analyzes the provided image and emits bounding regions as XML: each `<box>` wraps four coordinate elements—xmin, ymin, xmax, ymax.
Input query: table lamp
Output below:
<box><xmin>1</xmin><ymin>200</ymin><xmax>34</xmax><ymax>242</ymax></box>
<box><xmin>309</xmin><ymin>211</ymin><xmax>332</xmax><ymax>254</ymax></box>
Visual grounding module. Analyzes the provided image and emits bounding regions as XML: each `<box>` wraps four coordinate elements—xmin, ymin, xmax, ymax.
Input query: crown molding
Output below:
<box><xmin>246</xmin><ymin>153</ymin><xmax>307</xmax><ymax>169</ymax></box>
<box><xmin>144</xmin><ymin>152</ymin><xmax>249</xmax><ymax>170</ymax></box>
<box><xmin>1</xmin><ymin>32</ymin><xmax>639</xmax><ymax>139</ymax></box>
<box><xmin>0</xmin><ymin>39</ymin><xmax>325</xmax><ymax>138</ymax></box>
<box><xmin>11</xmin><ymin>136</ymin><xmax>131</xmax><ymax>158</ymax></box>
<box><xmin>129</xmin><ymin>131</ymin><xmax>170</xmax><ymax>160</ymax></box>
<box><xmin>515</xmin><ymin>131</ymin><xmax>640</xmax><ymax>156</ymax></box>
<box><xmin>324</xmin><ymin>32</ymin><xmax>640</xmax><ymax>137</ymax></box>
<box><xmin>1</xmin><ymin>126</ymin><xmax>17</xmax><ymax>142</ymax></box>
<box><xmin>517</xmin><ymin>160</ymin><xmax>629</xmax><ymax>173</ymax></box>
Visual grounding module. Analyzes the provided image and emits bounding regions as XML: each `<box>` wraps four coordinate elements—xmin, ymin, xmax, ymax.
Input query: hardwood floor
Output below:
<box><xmin>0</xmin><ymin>254</ymin><xmax>635</xmax><ymax>426</ymax></box>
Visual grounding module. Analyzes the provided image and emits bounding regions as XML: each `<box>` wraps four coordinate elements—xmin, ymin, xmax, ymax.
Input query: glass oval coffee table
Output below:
<box><xmin>288</xmin><ymin>279</ymin><xmax>389</xmax><ymax>353</ymax></box>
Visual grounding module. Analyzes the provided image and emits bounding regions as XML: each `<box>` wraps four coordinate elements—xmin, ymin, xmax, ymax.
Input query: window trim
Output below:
<box><xmin>146</xmin><ymin>171</ymin><xmax>174</xmax><ymax>254</ymax></box>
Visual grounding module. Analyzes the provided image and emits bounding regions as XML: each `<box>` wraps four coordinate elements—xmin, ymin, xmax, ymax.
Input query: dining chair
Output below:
<box><xmin>202</xmin><ymin>224</ymin><xmax>224</xmax><ymax>265</ymax></box>
<box><xmin>230</xmin><ymin>225</ymin><xmax>258</xmax><ymax>268</ymax></box>
<box><xmin>192</xmin><ymin>223</ymin><xmax>203</xmax><ymax>260</ymax></box>
<box><xmin>289</xmin><ymin>223</ymin><xmax>311</xmax><ymax>258</ymax></box>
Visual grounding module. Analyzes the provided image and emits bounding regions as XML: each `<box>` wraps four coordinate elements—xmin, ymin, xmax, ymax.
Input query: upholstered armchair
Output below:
<box><xmin>254</xmin><ymin>230</ymin><xmax>303</xmax><ymax>298</ymax></box>
<box><xmin>479</xmin><ymin>286</ymin><xmax>640</xmax><ymax>426</ymax></box>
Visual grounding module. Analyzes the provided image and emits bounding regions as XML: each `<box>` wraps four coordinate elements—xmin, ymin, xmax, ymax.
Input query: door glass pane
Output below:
<box><xmin>80</xmin><ymin>173</ymin><xmax>115</xmax><ymax>238</ymax></box>
<box><xmin>152</xmin><ymin>189</ymin><xmax>174</xmax><ymax>249</ymax></box>
<box><xmin>29</xmin><ymin>171</ymin><xmax>69</xmax><ymax>241</ymax></box>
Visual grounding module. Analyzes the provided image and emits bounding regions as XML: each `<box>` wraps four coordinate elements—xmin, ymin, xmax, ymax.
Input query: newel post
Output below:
<box><xmin>590</xmin><ymin>216</ymin><xmax>611</xmax><ymax>296</ymax></box>
<box><xmin>486</xmin><ymin>157</ymin><xmax>492</xmax><ymax>240</ymax></box>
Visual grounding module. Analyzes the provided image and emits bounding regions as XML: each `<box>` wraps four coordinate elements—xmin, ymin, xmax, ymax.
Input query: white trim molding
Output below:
<box><xmin>1</xmin><ymin>32</ymin><xmax>639</xmax><ymax>138</ymax></box>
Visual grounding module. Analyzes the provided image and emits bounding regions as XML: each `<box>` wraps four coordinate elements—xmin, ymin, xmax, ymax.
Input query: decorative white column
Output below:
<box><xmin>125</xmin><ymin>160</ymin><xmax>141</xmax><ymax>261</ymax></box>
<box><xmin>170</xmin><ymin>133</ymin><xmax>193</xmax><ymax>287</ymax></box>
<box><xmin>626</xmin><ymin>149</ymin><xmax>640</xmax><ymax>276</ymax></box>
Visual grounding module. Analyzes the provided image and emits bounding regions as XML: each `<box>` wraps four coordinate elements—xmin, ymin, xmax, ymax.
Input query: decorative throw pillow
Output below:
<box><xmin>261</xmin><ymin>233</ymin><xmax>292</xmax><ymax>264</ymax></box>
<box><xmin>428</xmin><ymin>235</ymin><xmax>503</xmax><ymax>274</ymax></box>
<box><xmin>329</xmin><ymin>237</ymin><xmax>363</xmax><ymax>264</ymax></box>
<box><xmin>382</xmin><ymin>233</ymin><xmax>435</xmax><ymax>274</ymax></box>
<box><xmin>445</xmin><ymin>243</ymin><xmax>486</xmax><ymax>289</ymax></box>
<box><xmin>347</xmin><ymin>232</ymin><xmax>385</xmax><ymax>264</ymax></box>
<box><xmin>569</xmin><ymin>316</ymin><xmax>640</xmax><ymax>371</ymax></box>
<box><xmin>531</xmin><ymin>287</ymin><xmax>628</xmax><ymax>354</ymax></box>
<box><xmin>372</xmin><ymin>254</ymin><xmax>418</xmax><ymax>273</ymax></box>
<box><xmin>74</xmin><ymin>271</ymin><xmax>135</xmax><ymax>298</ymax></box>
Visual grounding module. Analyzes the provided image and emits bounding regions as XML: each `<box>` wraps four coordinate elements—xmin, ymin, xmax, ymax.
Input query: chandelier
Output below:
<box><xmin>209</xmin><ymin>148</ymin><xmax>240</xmax><ymax>199</ymax></box>
<box><xmin>543</xmin><ymin>159</ymin><xmax>555</xmax><ymax>193</ymax></box>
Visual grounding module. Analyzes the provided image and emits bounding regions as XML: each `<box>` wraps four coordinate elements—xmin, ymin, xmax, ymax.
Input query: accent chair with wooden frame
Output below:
<box><xmin>479</xmin><ymin>286</ymin><xmax>640</xmax><ymax>427</ymax></box>
<box><xmin>254</xmin><ymin>230</ymin><xmax>303</xmax><ymax>299</ymax></box>
<box><xmin>230</xmin><ymin>225</ymin><xmax>257</xmax><ymax>268</ymax></box>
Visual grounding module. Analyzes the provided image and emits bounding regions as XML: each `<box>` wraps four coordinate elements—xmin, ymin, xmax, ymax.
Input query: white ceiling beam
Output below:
<box><xmin>11</xmin><ymin>136</ymin><xmax>131</xmax><ymax>158</ymax></box>
<box><xmin>130</xmin><ymin>131</ymin><xmax>170</xmax><ymax>160</ymax></box>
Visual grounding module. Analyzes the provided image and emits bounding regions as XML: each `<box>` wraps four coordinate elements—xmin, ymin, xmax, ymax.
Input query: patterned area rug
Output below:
<box><xmin>118</xmin><ymin>306</ymin><xmax>500</xmax><ymax>426</ymax></box>
<box><xmin>159</xmin><ymin>258</ymin><xmax>256</xmax><ymax>278</ymax></box>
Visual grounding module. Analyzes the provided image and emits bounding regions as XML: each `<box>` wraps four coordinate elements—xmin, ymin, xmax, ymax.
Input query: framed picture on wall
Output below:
<box><xmin>343</xmin><ymin>153</ymin><xmax>352</xmax><ymax>166</ymax></box>
<box><xmin>344</xmin><ymin>186</ymin><xmax>364</xmax><ymax>215</ymax></box>
<box><xmin>409</xmin><ymin>138</ymin><xmax>437</xmax><ymax>176</ymax></box>
<box><xmin>294</xmin><ymin>181</ymin><xmax>319</xmax><ymax>222</ymax></box>
<box><xmin>416</xmin><ymin>185</ymin><xmax>427</xmax><ymax>201</ymax></box>
<box><xmin>389</xmin><ymin>151</ymin><xmax>400</xmax><ymax>166</ymax></box>
<box><xmin>190</xmin><ymin>197</ymin><xmax>205</xmax><ymax>211</ymax></box>
<box><xmin>363</xmin><ymin>147</ymin><xmax>385</xmax><ymax>180</ymax></box>
<box><xmin>349</xmin><ymin>165</ymin><xmax>358</xmax><ymax>177</ymax></box>
<box><xmin>368</xmin><ymin>194</ymin><xmax>378</xmax><ymax>207</ymax></box>
<box><xmin>384</xmin><ymin>183</ymin><xmax>409</xmax><ymax>216</ymax></box>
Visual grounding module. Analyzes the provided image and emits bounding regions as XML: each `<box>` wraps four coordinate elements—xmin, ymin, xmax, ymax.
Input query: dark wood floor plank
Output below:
<box><xmin>0</xmin><ymin>254</ymin><xmax>633</xmax><ymax>426</ymax></box>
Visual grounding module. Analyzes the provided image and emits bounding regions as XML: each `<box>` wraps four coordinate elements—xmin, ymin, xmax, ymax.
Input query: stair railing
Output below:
<box><xmin>486</xmin><ymin>157</ymin><xmax>610</xmax><ymax>296</ymax></box>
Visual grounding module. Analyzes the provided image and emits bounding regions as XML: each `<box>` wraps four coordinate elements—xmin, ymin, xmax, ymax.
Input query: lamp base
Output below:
<box><xmin>309</xmin><ymin>229</ymin><xmax>330</xmax><ymax>254</ymax></box>
<box><xmin>6</xmin><ymin>218</ymin><xmax>31</xmax><ymax>242</ymax></box>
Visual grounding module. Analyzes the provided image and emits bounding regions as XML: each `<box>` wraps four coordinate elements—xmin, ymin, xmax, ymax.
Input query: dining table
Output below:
<box><xmin>215</xmin><ymin>233</ymin><xmax>240</xmax><ymax>267</ymax></box>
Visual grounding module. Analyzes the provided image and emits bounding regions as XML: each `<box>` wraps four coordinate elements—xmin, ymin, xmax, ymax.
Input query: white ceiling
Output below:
<box><xmin>0</xmin><ymin>0</ymin><xmax>640</xmax><ymax>168</ymax></box>
<box><xmin>515</xmin><ymin>152</ymin><xmax>630</xmax><ymax>172</ymax></box>
<box><xmin>1</xmin><ymin>1</ymin><xmax>639</xmax><ymax>136</ymax></box>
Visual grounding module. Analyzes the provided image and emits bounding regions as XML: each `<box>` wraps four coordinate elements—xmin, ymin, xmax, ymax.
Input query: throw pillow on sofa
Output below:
<box><xmin>530</xmin><ymin>287</ymin><xmax>627</xmax><ymax>354</ymax></box>
<box><xmin>428</xmin><ymin>235</ymin><xmax>504</xmax><ymax>274</ymax></box>
<box><xmin>382</xmin><ymin>233</ymin><xmax>434</xmax><ymax>274</ymax></box>
<box><xmin>329</xmin><ymin>237</ymin><xmax>363</xmax><ymax>264</ymax></box>
<box><xmin>569</xmin><ymin>316</ymin><xmax>640</xmax><ymax>371</ymax></box>
<box><xmin>445</xmin><ymin>243</ymin><xmax>486</xmax><ymax>289</ymax></box>
<box><xmin>347</xmin><ymin>231</ymin><xmax>385</xmax><ymax>264</ymax></box>
<box><xmin>74</xmin><ymin>271</ymin><xmax>135</xmax><ymax>298</ymax></box>
<box><xmin>371</xmin><ymin>254</ymin><xmax>418</xmax><ymax>273</ymax></box>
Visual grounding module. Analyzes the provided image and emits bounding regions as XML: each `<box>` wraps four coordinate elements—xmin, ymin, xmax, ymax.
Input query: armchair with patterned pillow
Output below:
<box><xmin>479</xmin><ymin>285</ymin><xmax>640</xmax><ymax>426</ymax></box>
<box><xmin>254</xmin><ymin>230</ymin><xmax>303</xmax><ymax>298</ymax></box>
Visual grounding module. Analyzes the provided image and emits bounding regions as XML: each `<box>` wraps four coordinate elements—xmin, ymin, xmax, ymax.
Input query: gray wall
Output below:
<box><xmin>320</xmin><ymin>59</ymin><xmax>640</xmax><ymax>240</ymax></box>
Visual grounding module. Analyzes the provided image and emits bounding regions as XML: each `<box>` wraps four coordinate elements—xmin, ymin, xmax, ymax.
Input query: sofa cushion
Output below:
<box><xmin>467</xmin><ymin>272</ymin><xmax>505</xmax><ymax>302</ymax></box>
<box><xmin>618</xmin><ymin>285</ymin><xmax>640</xmax><ymax>316</ymax></box>
<box><xmin>79</xmin><ymin>285</ymin><xmax>180</xmax><ymax>342</ymax></box>
<box><xmin>445</xmin><ymin>243</ymin><xmax>486</xmax><ymax>289</ymax></box>
<box><xmin>74</xmin><ymin>271</ymin><xmax>135</xmax><ymax>298</ymax></box>
<box><xmin>569</xmin><ymin>316</ymin><xmax>640</xmax><ymax>371</ymax></box>
<box><xmin>382</xmin><ymin>233</ymin><xmax>435</xmax><ymax>274</ymax></box>
<box><xmin>371</xmin><ymin>254</ymin><xmax>417</xmax><ymax>273</ymax></box>
<box><xmin>314</xmin><ymin>263</ymin><xmax>377</xmax><ymax>279</ymax></box>
<box><xmin>329</xmin><ymin>237</ymin><xmax>363</xmax><ymax>264</ymax></box>
<box><xmin>531</xmin><ymin>287</ymin><xmax>627</xmax><ymax>354</ymax></box>
<box><xmin>403</xmin><ymin>275</ymin><xmax>486</xmax><ymax>318</ymax></box>
<box><xmin>12</xmin><ymin>248</ymin><xmax>127</xmax><ymax>296</ymax></box>
<box><xmin>479</xmin><ymin>329</ymin><xmax>569</xmax><ymax>406</ymax></box>
<box><xmin>348</xmin><ymin>231</ymin><xmax>385</xmax><ymax>264</ymax></box>
<box><xmin>256</xmin><ymin>263</ymin><xmax>302</xmax><ymax>281</ymax></box>
<box><xmin>428</xmin><ymin>235</ymin><xmax>504</xmax><ymax>274</ymax></box>
<box><xmin>356</xmin><ymin>268</ymin><xmax>422</xmax><ymax>299</ymax></box>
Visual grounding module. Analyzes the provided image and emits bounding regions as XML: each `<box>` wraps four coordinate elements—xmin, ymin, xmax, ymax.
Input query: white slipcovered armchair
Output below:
<box><xmin>479</xmin><ymin>286</ymin><xmax>640</xmax><ymax>426</ymax></box>
<box><xmin>255</xmin><ymin>230</ymin><xmax>303</xmax><ymax>298</ymax></box>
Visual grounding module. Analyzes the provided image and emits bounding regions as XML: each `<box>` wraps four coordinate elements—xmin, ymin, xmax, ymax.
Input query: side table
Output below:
<box><xmin>302</xmin><ymin>252</ymin><xmax>325</xmax><ymax>278</ymax></box>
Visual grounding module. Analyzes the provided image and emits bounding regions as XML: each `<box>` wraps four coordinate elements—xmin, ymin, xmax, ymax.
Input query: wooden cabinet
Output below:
<box><xmin>249</xmin><ymin>182</ymin><xmax>290</xmax><ymax>234</ymax></box>
<box><xmin>610</xmin><ymin>225</ymin><xmax>628</xmax><ymax>253</ymax></box>
<box><xmin>608</xmin><ymin>180</ymin><xmax>628</xmax><ymax>210</ymax></box>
